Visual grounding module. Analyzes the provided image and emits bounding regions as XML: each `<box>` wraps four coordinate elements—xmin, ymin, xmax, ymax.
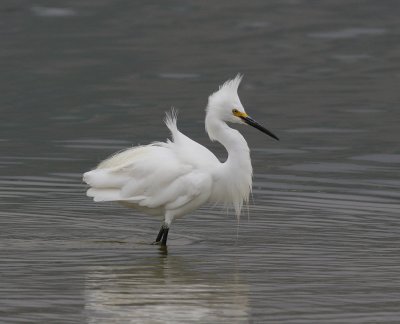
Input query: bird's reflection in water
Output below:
<box><xmin>84</xmin><ymin>249</ymin><xmax>249</xmax><ymax>323</ymax></box>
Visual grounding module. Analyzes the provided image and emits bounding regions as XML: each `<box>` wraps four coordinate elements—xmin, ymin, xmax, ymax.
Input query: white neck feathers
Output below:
<box><xmin>205</xmin><ymin>114</ymin><xmax>253</xmax><ymax>218</ymax></box>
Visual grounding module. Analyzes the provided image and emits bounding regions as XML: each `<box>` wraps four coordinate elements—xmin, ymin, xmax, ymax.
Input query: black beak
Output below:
<box><xmin>240</xmin><ymin>116</ymin><xmax>279</xmax><ymax>141</ymax></box>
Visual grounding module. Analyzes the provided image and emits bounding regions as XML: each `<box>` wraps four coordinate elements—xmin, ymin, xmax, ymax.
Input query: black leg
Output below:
<box><xmin>154</xmin><ymin>226</ymin><xmax>165</xmax><ymax>243</ymax></box>
<box><xmin>161</xmin><ymin>227</ymin><xmax>169</xmax><ymax>246</ymax></box>
<box><xmin>152</xmin><ymin>223</ymin><xmax>169</xmax><ymax>245</ymax></box>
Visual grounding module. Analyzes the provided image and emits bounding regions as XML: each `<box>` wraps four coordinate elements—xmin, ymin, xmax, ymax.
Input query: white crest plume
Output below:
<box><xmin>219</xmin><ymin>73</ymin><xmax>243</xmax><ymax>92</ymax></box>
<box><xmin>208</xmin><ymin>74</ymin><xmax>243</xmax><ymax>107</ymax></box>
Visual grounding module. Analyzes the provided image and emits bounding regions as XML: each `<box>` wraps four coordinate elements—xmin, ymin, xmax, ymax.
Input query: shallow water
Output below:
<box><xmin>1</xmin><ymin>0</ymin><xmax>400</xmax><ymax>323</ymax></box>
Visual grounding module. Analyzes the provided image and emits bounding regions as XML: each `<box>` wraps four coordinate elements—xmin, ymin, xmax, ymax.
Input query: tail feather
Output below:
<box><xmin>83</xmin><ymin>170</ymin><xmax>127</xmax><ymax>188</ymax></box>
<box><xmin>87</xmin><ymin>188</ymin><xmax>121</xmax><ymax>202</ymax></box>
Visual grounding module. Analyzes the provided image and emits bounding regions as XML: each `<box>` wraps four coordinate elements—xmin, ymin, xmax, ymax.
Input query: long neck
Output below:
<box><xmin>205</xmin><ymin>114</ymin><xmax>253</xmax><ymax>218</ymax></box>
<box><xmin>206</xmin><ymin>116</ymin><xmax>250</xmax><ymax>161</ymax></box>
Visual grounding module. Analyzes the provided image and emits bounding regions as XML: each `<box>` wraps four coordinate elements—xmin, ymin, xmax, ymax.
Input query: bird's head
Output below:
<box><xmin>206</xmin><ymin>74</ymin><xmax>279</xmax><ymax>141</ymax></box>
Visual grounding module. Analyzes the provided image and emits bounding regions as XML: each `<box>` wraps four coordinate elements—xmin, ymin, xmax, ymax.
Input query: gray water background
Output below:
<box><xmin>1</xmin><ymin>0</ymin><xmax>400</xmax><ymax>323</ymax></box>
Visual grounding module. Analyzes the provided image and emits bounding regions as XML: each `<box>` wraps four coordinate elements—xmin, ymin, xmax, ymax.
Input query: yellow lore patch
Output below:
<box><xmin>232</xmin><ymin>109</ymin><xmax>248</xmax><ymax>118</ymax></box>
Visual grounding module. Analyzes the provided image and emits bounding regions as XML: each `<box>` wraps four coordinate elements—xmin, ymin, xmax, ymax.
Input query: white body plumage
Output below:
<box><xmin>83</xmin><ymin>75</ymin><xmax>278</xmax><ymax>245</ymax></box>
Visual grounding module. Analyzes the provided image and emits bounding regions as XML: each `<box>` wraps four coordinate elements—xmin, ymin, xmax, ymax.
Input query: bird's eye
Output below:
<box><xmin>232</xmin><ymin>109</ymin><xmax>239</xmax><ymax>115</ymax></box>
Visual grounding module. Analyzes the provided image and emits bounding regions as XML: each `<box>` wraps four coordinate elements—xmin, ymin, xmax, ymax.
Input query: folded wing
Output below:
<box><xmin>83</xmin><ymin>144</ymin><xmax>212</xmax><ymax>215</ymax></box>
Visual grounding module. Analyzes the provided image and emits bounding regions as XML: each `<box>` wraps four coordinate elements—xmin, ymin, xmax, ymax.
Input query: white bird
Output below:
<box><xmin>83</xmin><ymin>75</ymin><xmax>278</xmax><ymax>246</ymax></box>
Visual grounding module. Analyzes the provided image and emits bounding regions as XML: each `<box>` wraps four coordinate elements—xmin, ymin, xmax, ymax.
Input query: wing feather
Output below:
<box><xmin>83</xmin><ymin>144</ymin><xmax>211</xmax><ymax>213</ymax></box>
<box><xmin>83</xmin><ymin>110</ymin><xmax>218</xmax><ymax>215</ymax></box>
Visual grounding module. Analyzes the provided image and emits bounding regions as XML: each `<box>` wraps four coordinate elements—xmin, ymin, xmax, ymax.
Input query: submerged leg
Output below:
<box><xmin>152</xmin><ymin>223</ymin><xmax>169</xmax><ymax>245</ymax></box>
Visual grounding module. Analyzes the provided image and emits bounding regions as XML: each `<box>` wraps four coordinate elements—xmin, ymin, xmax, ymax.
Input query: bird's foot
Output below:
<box><xmin>151</xmin><ymin>241</ymin><xmax>162</xmax><ymax>245</ymax></box>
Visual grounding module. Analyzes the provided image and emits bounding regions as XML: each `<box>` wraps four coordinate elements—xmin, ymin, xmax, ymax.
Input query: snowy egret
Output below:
<box><xmin>83</xmin><ymin>75</ymin><xmax>279</xmax><ymax>246</ymax></box>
